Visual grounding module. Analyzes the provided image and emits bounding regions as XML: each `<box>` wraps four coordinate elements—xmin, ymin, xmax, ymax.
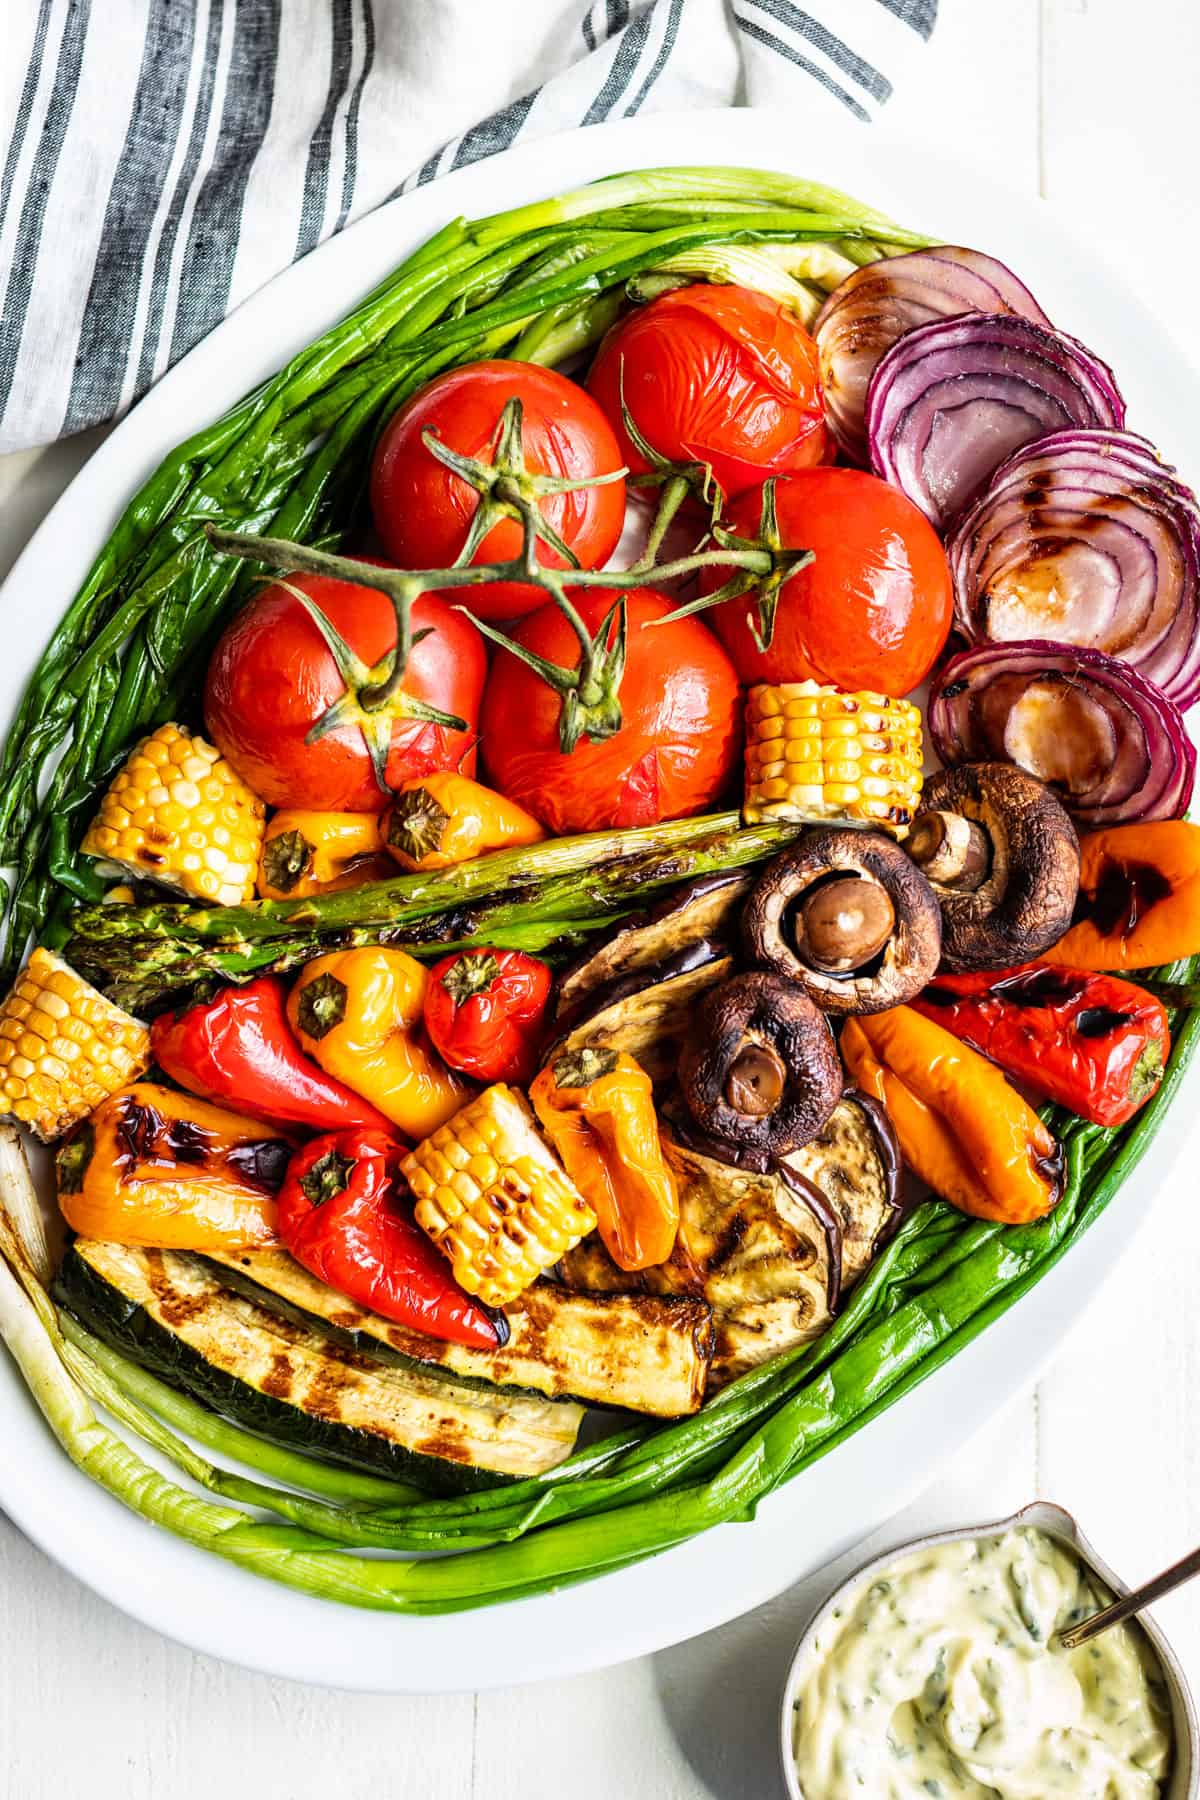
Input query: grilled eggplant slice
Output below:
<box><xmin>555</xmin><ymin>872</ymin><xmax>750</xmax><ymax>1017</ymax></box>
<box><xmin>205</xmin><ymin>1248</ymin><xmax>713</xmax><ymax>1417</ymax></box>
<box><xmin>560</xmin><ymin>1094</ymin><xmax>901</xmax><ymax>1386</ymax></box>
<box><xmin>552</xmin><ymin>955</ymin><xmax>734</xmax><ymax>1087</ymax></box>
<box><xmin>56</xmin><ymin>1239</ymin><xmax>583</xmax><ymax>1492</ymax></box>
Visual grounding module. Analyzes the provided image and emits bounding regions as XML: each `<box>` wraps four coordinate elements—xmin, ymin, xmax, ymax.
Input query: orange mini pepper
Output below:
<box><xmin>1043</xmin><ymin>821</ymin><xmax>1200</xmax><ymax>973</ymax></box>
<box><xmin>288</xmin><ymin>947</ymin><xmax>469</xmax><ymax>1139</ymax></box>
<box><xmin>257</xmin><ymin>810</ymin><xmax>391</xmax><ymax>900</ymax></box>
<box><xmin>530</xmin><ymin>1046</ymin><xmax>679</xmax><ymax>1271</ymax></box>
<box><xmin>841</xmin><ymin>1006</ymin><xmax>1062</xmax><ymax>1225</ymax></box>
<box><xmin>382</xmin><ymin>772</ymin><xmax>544</xmax><ymax>872</ymax></box>
<box><xmin>55</xmin><ymin>1082</ymin><xmax>285</xmax><ymax>1249</ymax></box>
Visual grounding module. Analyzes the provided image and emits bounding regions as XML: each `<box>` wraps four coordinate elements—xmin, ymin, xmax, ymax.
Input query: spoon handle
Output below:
<box><xmin>1059</xmin><ymin>1545</ymin><xmax>1200</xmax><ymax>1650</ymax></box>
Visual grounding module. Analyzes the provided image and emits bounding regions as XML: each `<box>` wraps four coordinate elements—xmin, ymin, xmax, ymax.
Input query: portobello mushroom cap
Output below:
<box><xmin>679</xmin><ymin>971</ymin><xmax>843</xmax><ymax>1155</ymax></box>
<box><xmin>910</xmin><ymin>763</ymin><xmax>1080</xmax><ymax>971</ymax></box>
<box><xmin>742</xmin><ymin>829</ymin><xmax>942</xmax><ymax>1015</ymax></box>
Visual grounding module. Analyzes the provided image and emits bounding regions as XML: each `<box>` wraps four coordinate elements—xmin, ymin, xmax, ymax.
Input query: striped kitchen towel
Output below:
<box><xmin>0</xmin><ymin>0</ymin><xmax>935</xmax><ymax>453</ymax></box>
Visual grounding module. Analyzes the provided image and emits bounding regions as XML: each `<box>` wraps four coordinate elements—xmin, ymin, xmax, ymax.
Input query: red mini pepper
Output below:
<box><xmin>151</xmin><ymin>976</ymin><xmax>392</xmax><ymax>1134</ymax></box>
<box><xmin>912</xmin><ymin>963</ymin><xmax>1170</xmax><ymax>1128</ymax></box>
<box><xmin>277</xmin><ymin>1129</ymin><xmax>507</xmax><ymax>1348</ymax></box>
<box><xmin>423</xmin><ymin>949</ymin><xmax>552</xmax><ymax>1084</ymax></box>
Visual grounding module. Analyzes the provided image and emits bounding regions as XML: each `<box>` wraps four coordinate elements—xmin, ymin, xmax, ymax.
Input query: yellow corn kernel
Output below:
<box><xmin>0</xmin><ymin>949</ymin><xmax>150</xmax><ymax>1141</ymax></box>
<box><xmin>742</xmin><ymin>681</ymin><xmax>924</xmax><ymax>836</ymax></box>
<box><xmin>80</xmin><ymin>723</ymin><xmax>265</xmax><ymax>906</ymax></box>
<box><xmin>402</xmin><ymin>1084</ymin><xmax>597</xmax><ymax>1308</ymax></box>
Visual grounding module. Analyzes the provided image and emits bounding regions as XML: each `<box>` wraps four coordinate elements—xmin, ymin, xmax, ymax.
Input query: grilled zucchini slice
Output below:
<box><xmin>56</xmin><ymin>1239</ymin><xmax>583</xmax><ymax>1493</ymax></box>
<box><xmin>206</xmin><ymin>1248</ymin><xmax>713</xmax><ymax>1418</ymax></box>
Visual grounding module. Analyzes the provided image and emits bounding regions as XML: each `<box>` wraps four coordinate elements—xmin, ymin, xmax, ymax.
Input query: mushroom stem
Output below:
<box><xmin>724</xmin><ymin>1041</ymin><xmax>787</xmax><ymax>1117</ymax></box>
<box><xmin>793</xmin><ymin>875</ymin><xmax>896</xmax><ymax>974</ymax></box>
<box><xmin>908</xmin><ymin>810</ymin><xmax>991</xmax><ymax>891</ymax></box>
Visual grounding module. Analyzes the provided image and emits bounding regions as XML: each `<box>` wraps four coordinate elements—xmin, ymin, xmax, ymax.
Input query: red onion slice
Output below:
<box><xmin>814</xmin><ymin>247</ymin><xmax>1050</xmax><ymax>463</ymax></box>
<box><xmin>948</xmin><ymin>430</ymin><xmax>1200</xmax><ymax>711</ymax></box>
<box><xmin>929</xmin><ymin>640</ymin><xmax>1195</xmax><ymax>826</ymax></box>
<box><xmin>866</xmin><ymin>316</ymin><xmax>1126</xmax><ymax>534</ymax></box>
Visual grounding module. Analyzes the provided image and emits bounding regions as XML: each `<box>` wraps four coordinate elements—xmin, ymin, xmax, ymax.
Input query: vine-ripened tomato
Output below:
<box><xmin>479</xmin><ymin>588</ymin><xmax>741</xmax><ymax>834</ymax></box>
<box><xmin>204</xmin><ymin>574</ymin><xmax>486</xmax><ymax>811</ymax></box>
<box><xmin>369</xmin><ymin>361</ymin><xmax>626</xmax><ymax>622</ymax></box>
<box><xmin>587</xmin><ymin>285</ymin><xmax>827</xmax><ymax>501</ymax></box>
<box><xmin>702</xmin><ymin>468</ymin><xmax>954</xmax><ymax>696</ymax></box>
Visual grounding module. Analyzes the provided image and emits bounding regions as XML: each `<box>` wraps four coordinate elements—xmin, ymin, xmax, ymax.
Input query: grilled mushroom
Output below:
<box><xmin>908</xmin><ymin>763</ymin><xmax>1080</xmax><ymax>971</ymax></box>
<box><xmin>679</xmin><ymin>972</ymin><xmax>842</xmax><ymax>1156</ymax></box>
<box><xmin>742</xmin><ymin>829</ymin><xmax>942</xmax><ymax>1016</ymax></box>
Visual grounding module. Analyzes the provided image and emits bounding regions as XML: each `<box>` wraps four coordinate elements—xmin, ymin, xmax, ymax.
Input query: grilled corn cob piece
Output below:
<box><xmin>0</xmin><ymin>949</ymin><xmax>150</xmax><ymax>1141</ymax></box>
<box><xmin>81</xmin><ymin>723</ymin><xmax>265</xmax><ymax>905</ymax></box>
<box><xmin>403</xmin><ymin>1084</ymin><xmax>597</xmax><ymax>1308</ymax></box>
<box><xmin>743</xmin><ymin>681</ymin><xmax>923</xmax><ymax>835</ymax></box>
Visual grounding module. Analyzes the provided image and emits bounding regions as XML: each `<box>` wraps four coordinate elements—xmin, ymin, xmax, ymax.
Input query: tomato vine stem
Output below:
<box><xmin>206</xmin><ymin>396</ymin><xmax>812</xmax><ymax>763</ymax></box>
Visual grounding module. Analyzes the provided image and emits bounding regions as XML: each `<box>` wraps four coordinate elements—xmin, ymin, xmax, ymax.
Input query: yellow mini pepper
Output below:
<box><xmin>288</xmin><ymin>947</ymin><xmax>469</xmax><ymax>1139</ymax></box>
<box><xmin>258</xmin><ymin>810</ymin><xmax>390</xmax><ymax>900</ymax></box>
<box><xmin>56</xmin><ymin>1082</ymin><xmax>284</xmax><ymax>1250</ymax></box>
<box><xmin>382</xmin><ymin>772</ymin><xmax>544</xmax><ymax>872</ymax></box>
<box><xmin>530</xmin><ymin>1046</ymin><xmax>679</xmax><ymax>1271</ymax></box>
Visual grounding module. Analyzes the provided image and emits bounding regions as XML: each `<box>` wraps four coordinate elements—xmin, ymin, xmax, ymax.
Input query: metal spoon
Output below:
<box><xmin>1059</xmin><ymin>1545</ymin><xmax>1200</xmax><ymax>1649</ymax></box>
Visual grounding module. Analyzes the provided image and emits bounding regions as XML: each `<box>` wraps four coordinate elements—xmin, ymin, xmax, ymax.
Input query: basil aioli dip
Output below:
<box><xmin>791</xmin><ymin>1527</ymin><xmax>1172</xmax><ymax>1798</ymax></box>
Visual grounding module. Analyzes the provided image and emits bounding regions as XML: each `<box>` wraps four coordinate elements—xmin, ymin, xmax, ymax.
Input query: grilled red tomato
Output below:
<box><xmin>479</xmin><ymin>587</ymin><xmax>741</xmax><ymax>834</ymax></box>
<box><xmin>204</xmin><ymin>573</ymin><xmax>486</xmax><ymax>811</ymax></box>
<box><xmin>369</xmin><ymin>360</ymin><xmax>626</xmax><ymax>622</ymax></box>
<box><xmin>587</xmin><ymin>285</ymin><xmax>827</xmax><ymax>502</ymax></box>
<box><xmin>701</xmin><ymin>467</ymin><xmax>954</xmax><ymax>697</ymax></box>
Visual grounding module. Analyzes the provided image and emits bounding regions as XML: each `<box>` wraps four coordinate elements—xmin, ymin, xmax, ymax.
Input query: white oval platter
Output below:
<box><xmin>0</xmin><ymin>104</ymin><xmax>1196</xmax><ymax>1692</ymax></box>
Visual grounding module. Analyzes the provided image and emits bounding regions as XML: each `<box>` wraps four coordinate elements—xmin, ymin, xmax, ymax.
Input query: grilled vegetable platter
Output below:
<box><xmin>2</xmin><ymin>157</ymin><xmax>1200</xmax><ymax>1628</ymax></box>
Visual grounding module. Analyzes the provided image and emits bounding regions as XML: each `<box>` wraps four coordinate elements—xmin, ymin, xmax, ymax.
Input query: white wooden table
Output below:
<box><xmin>2</xmin><ymin>5</ymin><xmax>1199</xmax><ymax>1794</ymax></box>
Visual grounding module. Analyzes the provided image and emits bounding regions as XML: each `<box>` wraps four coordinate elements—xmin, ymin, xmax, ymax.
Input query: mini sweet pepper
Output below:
<box><xmin>530</xmin><ymin>1046</ymin><xmax>679</xmax><ymax>1271</ymax></box>
<box><xmin>288</xmin><ymin>946</ymin><xmax>469</xmax><ymax>1139</ymax></box>
<box><xmin>257</xmin><ymin>810</ymin><xmax>391</xmax><ymax>900</ymax></box>
<box><xmin>151</xmin><ymin>975</ymin><xmax>392</xmax><ymax>1133</ymax></box>
<box><xmin>55</xmin><ymin>1081</ymin><xmax>286</xmax><ymax>1250</ymax></box>
<box><xmin>382</xmin><ymin>772</ymin><xmax>544</xmax><ymax>871</ymax></box>
<box><xmin>277</xmin><ymin>1128</ymin><xmax>506</xmax><ymax>1348</ymax></box>
<box><xmin>423</xmin><ymin>948</ymin><xmax>552</xmax><ymax>1085</ymax></box>
<box><xmin>841</xmin><ymin>1006</ymin><xmax>1062</xmax><ymax>1225</ymax></box>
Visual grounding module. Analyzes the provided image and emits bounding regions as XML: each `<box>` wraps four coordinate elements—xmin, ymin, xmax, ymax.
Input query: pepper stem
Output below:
<box><xmin>552</xmin><ymin>1046</ymin><xmax>619</xmax><ymax>1088</ymax></box>
<box><xmin>385</xmin><ymin>787</ymin><xmax>452</xmax><ymax>860</ymax></box>
<box><xmin>295</xmin><ymin>972</ymin><xmax>348</xmax><ymax>1040</ymax></box>
<box><xmin>299</xmin><ymin>1148</ymin><xmax>355</xmax><ymax>1207</ymax></box>
<box><xmin>441</xmin><ymin>952</ymin><xmax>502</xmax><ymax>1005</ymax></box>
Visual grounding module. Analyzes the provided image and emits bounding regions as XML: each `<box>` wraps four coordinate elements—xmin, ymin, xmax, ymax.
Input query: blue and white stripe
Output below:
<box><xmin>0</xmin><ymin>0</ymin><xmax>934</xmax><ymax>452</ymax></box>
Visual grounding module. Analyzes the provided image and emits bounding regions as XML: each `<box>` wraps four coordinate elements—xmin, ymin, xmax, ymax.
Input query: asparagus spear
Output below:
<box><xmin>65</xmin><ymin>814</ymin><xmax>800</xmax><ymax>1008</ymax></box>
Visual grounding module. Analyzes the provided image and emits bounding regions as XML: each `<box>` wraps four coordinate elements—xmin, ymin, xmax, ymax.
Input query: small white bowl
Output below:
<box><xmin>779</xmin><ymin>1500</ymin><xmax>1198</xmax><ymax>1800</ymax></box>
